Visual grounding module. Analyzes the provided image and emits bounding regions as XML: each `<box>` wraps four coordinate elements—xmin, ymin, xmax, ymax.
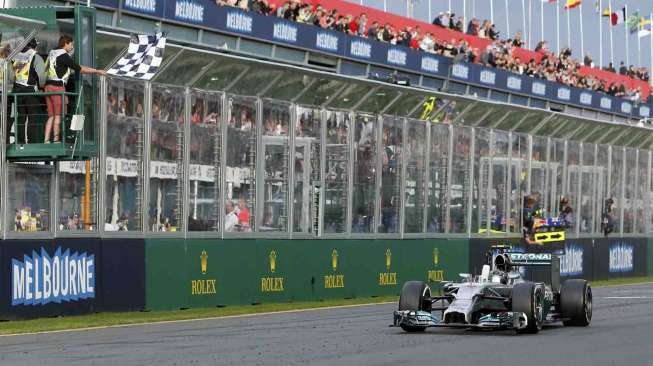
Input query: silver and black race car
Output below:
<box><xmin>393</xmin><ymin>247</ymin><xmax>592</xmax><ymax>334</ymax></box>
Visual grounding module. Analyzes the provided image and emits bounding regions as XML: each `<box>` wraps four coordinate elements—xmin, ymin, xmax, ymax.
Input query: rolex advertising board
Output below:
<box><xmin>0</xmin><ymin>239</ymin><xmax>101</xmax><ymax>320</ymax></box>
<box><xmin>144</xmin><ymin>238</ymin><xmax>469</xmax><ymax>310</ymax></box>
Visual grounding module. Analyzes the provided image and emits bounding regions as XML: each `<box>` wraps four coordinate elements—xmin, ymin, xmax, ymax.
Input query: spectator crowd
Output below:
<box><xmin>215</xmin><ymin>0</ymin><xmax>650</xmax><ymax>102</ymax></box>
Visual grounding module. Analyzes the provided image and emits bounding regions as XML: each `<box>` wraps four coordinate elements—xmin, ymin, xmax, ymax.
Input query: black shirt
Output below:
<box><xmin>46</xmin><ymin>50</ymin><xmax>81</xmax><ymax>87</ymax></box>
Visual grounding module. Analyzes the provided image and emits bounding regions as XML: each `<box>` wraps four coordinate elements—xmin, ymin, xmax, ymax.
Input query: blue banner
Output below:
<box><xmin>110</xmin><ymin>1</ymin><xmax>651</xmax><ymax>118</ymax></box>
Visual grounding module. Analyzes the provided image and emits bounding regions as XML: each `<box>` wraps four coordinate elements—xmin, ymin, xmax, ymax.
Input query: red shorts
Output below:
<box><xmin>44</xmin><ymin>84</ymin><xmax>67</xmax><ymax>117</ymax></box>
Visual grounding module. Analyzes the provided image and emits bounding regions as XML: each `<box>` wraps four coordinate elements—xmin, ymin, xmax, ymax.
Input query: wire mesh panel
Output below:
<box><xmin>404</xmin><ymin>118</ymin><xmax>427</xmax><ymax>234</ymax></box>
<box><xmin>491</xmin><ymin>130</ymin><xmax>509</xmax><ymax>233</ymax></box>
<box><xmin>293</xmin><ymin>106</ymin><xmax>322</xmax><ymax>235</ymax></box>
<box><xmin>427</xmin><ymin>123</ymin><xmax>449</xmax><ymax>233</ymax></box>
<box><xmin>6</xmin><ymin>163</ymin><xmax>52</xmax><ymax>233</ymax></box>
<box><xmin>104</xmin><ymin>77</ymin><xmax>144</xmax><ymax>232</ymax></box>
<box><xmin>449</xmin><ymin>125</ymin><xmax>471</xmax><ymax>234</ymax></box>
<box><xmin>259</xmin><ymin>100</ymin><xmax>290</xmax><ymax>233</ymax></box>
<box><xmin>323</xmin><ymin>110</ymin><xmax>350</xmax><ymax>234</ymax></box>
<box><xmin>148</xmin><ymin>84</ymin><xmax>185</xmax><ymax>233</ymax></box>
<box><xmin>58</xmin><ymin>160</ymin><xmax>97</xmax><ymax>232</ymax></box>
<box><xmin>188</xmin><ymin>90</ymin><xmax>222</xmax><ymax>232</ymax></box>
<box><xmin>510</xmin><ymin>133</ymin><xmax>530</xmax><ymax>234</ymax></box>
<box><xmin>351</xmin><ymin>114</ymin><xmax>377</xmax><ymax>234</ymax></box>
<box><xmin>225</xmin><ymin>95</ymin><xmax>257</xmax><ymax>232</ymax></box>
<box><xmin>378</xmin><ymin>115</ymin><xmax>403</xmax><ymax>234</ymax></box>
<box><xmin>565</xmin><ymin>141</ymin><xmax>580</xmax><ymax>234</ymax></box>
<box><xmin>610</xmin><ymin>147</ymin><xmax>624</xmax><ymax>235</ymax></box>
<box><xmin>579</xmin><ymin>144</ymin><xmax>596</xmax><ymax>234</ymax></box>
<box><xmin>623</xmin><ymin>148</ymin><xmax>637</xmax><ymax>234</ymax></box>
<box><xmin>472</xmin><ymin>128</ymin><xmax>491</xmax><ymax>234</ymax></box>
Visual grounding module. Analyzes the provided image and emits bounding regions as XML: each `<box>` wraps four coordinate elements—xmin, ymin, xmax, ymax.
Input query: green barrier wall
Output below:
<box><xmin>144</xmin><ymin>238</ymin><xmax>469</xmax><ymax>311</ymax></box>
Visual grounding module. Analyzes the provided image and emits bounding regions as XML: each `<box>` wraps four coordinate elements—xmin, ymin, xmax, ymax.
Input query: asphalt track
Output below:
<box><xmin>1</xmin><ymin>283</ymin><xmax>652</xmax><ymax>366</ymax></box>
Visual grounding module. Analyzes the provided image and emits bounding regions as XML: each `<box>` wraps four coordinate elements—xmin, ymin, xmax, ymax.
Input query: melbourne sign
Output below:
<box><xmin>12</xmin><ymin>247</ymin><xmax>95</xmax><ymax>306</ymax></box>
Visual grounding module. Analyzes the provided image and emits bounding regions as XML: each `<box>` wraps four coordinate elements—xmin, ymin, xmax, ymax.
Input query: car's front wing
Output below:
<box><xmin>393</xmin><ymin>310</ymin><xmax>529</xmax><ymax>330</ymax></box>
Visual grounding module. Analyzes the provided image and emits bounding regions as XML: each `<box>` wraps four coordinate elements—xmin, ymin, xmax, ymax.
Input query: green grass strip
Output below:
<box><xmin>0</xmin><ymin>296</ymin><xmax>398</xmax><ymax>336</ymax></box>
<box><xmin>1</xmin><ymin>276</ymin><xmax>651</xmax><ymax>336</ymax></box>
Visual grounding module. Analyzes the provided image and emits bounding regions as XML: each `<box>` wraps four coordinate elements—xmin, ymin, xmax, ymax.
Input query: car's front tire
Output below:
<box><xmin>398</xmin><ymin>281</ymin><xmax>431</xmax><ymax>332</ymax></box>
<box><xmin>560</xmin><ymin>279</ymin><xmax>592</xmax><ymax>326</ymax></box>
<box><xmin>512</xmin><ymin>282</ymin><xmax>545</xmax><ymax>334</ymax></box>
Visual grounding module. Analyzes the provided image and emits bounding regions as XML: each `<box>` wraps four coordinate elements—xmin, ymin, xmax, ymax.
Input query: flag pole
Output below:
<box><xmin>528</xmin><ymin>0</ymin><xmax>532</xmax><ymax>49</ymax></box>
<box><xmin>650</xmin><ymin>12</ymin><xmax>653</xmax><ymax>87</ymax></box>
<box><xmin>463</xmin><ymin>0</ymin><xmax>466</xmax><ymax>27</ymax></box>
<box><xmin>609</xmin><ymin>0</ymin><xmax>614</xmax><ymax>65</ymax></box>
<box><xmin>522</xmin><ymin>0</ymin><xmax>527</xmax><ymax>49</ymax></box>
<box><xmin>540</xmin><ymin>0</ymin><xmax>544</xmax><ymax>42</ymax></box>
<box><xmin>599</xmin><ymin>0</ymin><xmax>603</xmax><ymax>68</ymax></box>
<box><xmin>505</xmin><ymin>0</ymin><xmax>510</xmax><ymax>36</ymax></box>
<box><xmin>448</xmin><ymin>0</ymin><xmax>451</xmax><ymax>13</ymax></box>
<box><xmin>626</xmin><ymin>5</ymin><xmax>630</xmax><ymax>66</ymax></box>
<box><xmin>579</xmin><ymin>3</ymin><xmax>585</xmax><ymax>60</ymax></box>
<box><xmin>490</xmin><ymin>0</ymin><xmax>494</xmax><ymax>25</ymax></box>
<box><xmin>638</xmin><ymin>14</ymin><xmax>642</xmax><ymax>67</ymax></box>
<box><xmin>566</xmin><ymin>2</ymin><xmax>571</xmax><ymax>48</ymax></box>
<box><xmin>556</xmin><ymin>1</ymin><xmax>560</xmax><ymax>54</ymax></box>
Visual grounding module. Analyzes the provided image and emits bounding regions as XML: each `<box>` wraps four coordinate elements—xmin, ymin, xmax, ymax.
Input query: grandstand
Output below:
<box><xmin>0</xmin><ymin>0</ymin><xmax>651</xmax><ymax>319</ymax></box>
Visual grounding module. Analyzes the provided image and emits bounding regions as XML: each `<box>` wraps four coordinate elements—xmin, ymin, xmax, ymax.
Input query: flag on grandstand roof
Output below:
<box><xmin>564</xmin><ymin>0</ymin><xmax>581</xmax><ymax>10</ymax></box>
<box><xmin>602</xmin><ymin>7</ymin><xmax>611</xmax><ymax>17</ymax></box>
<box><xmin>627</xmin><ymin>10</ymin><xmax>641</xmax><ymax>33</ymax></box>
<box><xmin>107</xmin><ymin>33</ymin><xmax>167</xmax><ymax>80</ymax></box>
<box><xmin>611</xmin><ymin>7</ymin><xmax>626</xmax><ymax>26</ymax></box>
<box><xmin>638</xmin><ymin>17</ymin><xmax>652</xmax><ymax>38</ymax></box>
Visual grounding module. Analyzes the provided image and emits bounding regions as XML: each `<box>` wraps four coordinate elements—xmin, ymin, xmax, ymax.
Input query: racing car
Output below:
<box><xmin>393</xmin><ymin>247</ymin><xmax>592</xmax><ymax>334</ymax></box>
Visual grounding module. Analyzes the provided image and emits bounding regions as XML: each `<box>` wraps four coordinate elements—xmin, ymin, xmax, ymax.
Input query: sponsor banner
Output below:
<box><xmin>0</xmin><ymin>239</ymin><xmax>101</xmax><ymax>320</ymax></box>
<box><xmin>101</xmin><ymin>239</ymin><xmax>145</xmax><ymax>312</ymax></box>
<box><xmin>145</xmin><ymin>238</ymin><xmax>468</xmax><ymax>310</ymax></box>
<box><xmin>595</xmin><ymin>238</ymin><xmax>648</xmax><ymax>279</ymax></box>
<box><xmin>121</xmin><ymin>0</ymin><xmax>164</xmax><ymax>17</ymax></box>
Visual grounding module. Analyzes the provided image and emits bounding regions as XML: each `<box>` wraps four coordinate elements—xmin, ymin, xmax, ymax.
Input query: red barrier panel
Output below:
<box><xmin>266</xmin><ymin>0</ymin><xmax>651</xmax><ymax>98</ymax></box>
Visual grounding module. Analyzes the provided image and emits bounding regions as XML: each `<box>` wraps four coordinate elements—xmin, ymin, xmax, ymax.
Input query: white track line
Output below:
<box><xmin>597</xmin><ymin>296</ymin><xmax>652</xmax><ymax>299</ymax></box>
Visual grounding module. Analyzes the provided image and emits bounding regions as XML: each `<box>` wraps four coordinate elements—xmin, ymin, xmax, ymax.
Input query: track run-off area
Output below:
<box><xmin>0</xmin><ymin>283</ymin><xmax>652</xmax><ymax>366</ymax></box>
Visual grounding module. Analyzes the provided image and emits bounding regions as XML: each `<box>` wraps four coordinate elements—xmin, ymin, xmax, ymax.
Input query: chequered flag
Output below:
<box><xmin>107</xmin><ymin>33</ymin><xmax>167</xmax><ymax>80</ymax></box>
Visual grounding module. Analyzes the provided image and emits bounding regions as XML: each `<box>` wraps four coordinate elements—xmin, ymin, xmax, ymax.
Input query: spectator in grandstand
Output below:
<box><xmin>224</xmin><ymin>200</ymin><xmax>239</xmax><ymax>232</ymax></box>
<box><xmin>512</xmin><ymin>32</ymin><xmax>524</xmax><ymax>48</ymax></box>
<box><xmin>237</xmin><ymin>198</ymin><xmax>251</xmax><ymax>231</ymax></box>
<box><xmin>358</xmin><ymin>13</ymin><xmax>367</xmax><ymax>36</ymax></box>
<box><xmin>583</xmin><ymin>52</ymin><xmax>593</xmax><ymax>67</ymax></box>
<box><xmin>43</xmin><ymin>35</ymin><xmax>106</xmax><ymax>144</ymax></box>
<box><xmin>367</xmin><ymin>20</ymin><xmax>380</xmax><ymax>40</ymax></box>
<box><xmin>433</xmin><ymin>12</ymin><xmax>450</xmax><ymax>28</ymax></box>
<box><xmin>419</xmin><ymin>32</ymin><xmax>436</xmax><ymax>53</ymax></box>
<box><xmin>467</xmin><ymin>18</ymin><xmax>479</xmax><ymax>36</ymax></box>
<box><xmin>478</xmin><ymin>20</ymin><xmax>490</xmax><ymax>38</ymax></box>
<box><xmin>619</xmin><ymin>61</ymin><xmax>627</xmax><ymax>75</ymax></box>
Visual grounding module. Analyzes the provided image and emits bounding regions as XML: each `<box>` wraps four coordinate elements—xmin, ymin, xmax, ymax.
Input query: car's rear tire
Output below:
<box><xmin>398</xmin><ymin>281</ymin><xmax>431</xmax><ymax>332</ymax></box>
<box><xmin>512</xmin><ymin>282</ymin><xmax>544</xmax><ymax>334</ymax></box>
<box><xmin>560</xmin><ymin>279</ymin><xmax>592</xmax><ymax>326</ymax></box>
